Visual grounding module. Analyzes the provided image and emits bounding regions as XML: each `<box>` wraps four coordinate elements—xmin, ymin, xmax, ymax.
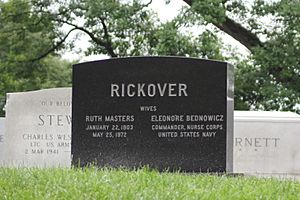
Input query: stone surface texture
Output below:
<box><xmin>4</xmin><ymin>88</ymin><xmax>72</xmax><ymax>167</ymax></box>
<box><xmin>234</xmin><ymin>111</ymin><xmax>300</xmax><ymax>175</ymax></box>
<box><xmin>72</xmin><ymin>57</ymin><xmax>233</xmax><ymax>172</ymax></box>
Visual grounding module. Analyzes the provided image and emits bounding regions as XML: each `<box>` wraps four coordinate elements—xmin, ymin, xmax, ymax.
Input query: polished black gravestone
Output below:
<box><xmin>72</xmin><ymin>57</ymin><xmax>233</xmax><ymax>172</ymax></box>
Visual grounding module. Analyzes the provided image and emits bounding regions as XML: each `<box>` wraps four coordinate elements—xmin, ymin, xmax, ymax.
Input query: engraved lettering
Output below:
<box><xmin>110</xmin><ymin>83</ymin><xmax>188</xmax><ymax>97</ymax></box>
<box><xmin>111</xmin><ymin>84</ymin><xmax>120</xmax><ymax>97</ymax></box>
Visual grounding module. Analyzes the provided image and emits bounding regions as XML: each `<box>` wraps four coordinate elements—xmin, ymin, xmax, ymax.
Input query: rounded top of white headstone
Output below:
<box><xmin>234</xmin><ymin>111</ymin><xmax>300</xmax><ymax>122</ymax></box>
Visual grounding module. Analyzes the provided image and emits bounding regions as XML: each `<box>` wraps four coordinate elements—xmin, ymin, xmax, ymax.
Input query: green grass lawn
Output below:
<box><xmin>0</xmin><ymin>167</ymin><xmax>299</xmax><ymax>200</ymax></box>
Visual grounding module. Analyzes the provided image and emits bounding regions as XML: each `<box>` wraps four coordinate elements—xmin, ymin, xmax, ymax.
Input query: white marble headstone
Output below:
<box><xmin>4</xmin><ymin>88</ymin><xmax>72</xmax><ymax>167</ymax></box>
<box><xmin>0</xmin><ymin>117</ymin><xmax>5</xmax><ymax>165</ymax></box>
<box><xmin>234</xmin><ymin>111</ymin><xmax>300</xmax><ymax>176</ymax></box>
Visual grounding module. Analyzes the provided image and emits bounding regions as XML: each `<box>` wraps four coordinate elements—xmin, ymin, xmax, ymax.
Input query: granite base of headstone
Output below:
<box><xmin>72</xmin><ymin>57</ymin><xmax>234</xmax><ymax>173</ymax></box>
<box><xmin>4</xmin><ymin>88</ymin><xmax>72</xmax><ymax>167</ymax></box>
<box><xmin>0</xmin><ymin>117</ymin><xmax>5</xmax><ymax>165</ymax></box>
<box><xmin>234</xmin><ymin>111</ymin><xmax>300</xmax><ymax>177</ymax></box>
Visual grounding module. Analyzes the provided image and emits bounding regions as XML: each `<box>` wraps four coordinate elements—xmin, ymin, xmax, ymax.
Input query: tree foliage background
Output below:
<box><xmin>0</xmin><ymin>0</ymin><xmax>299</xmax><ymax>116</ymax></box>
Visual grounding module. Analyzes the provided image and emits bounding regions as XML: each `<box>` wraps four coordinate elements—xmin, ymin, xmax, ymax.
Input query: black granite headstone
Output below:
<box><xmin>72</xmin><ymin>57</ymin><xmax>233</xmax><ymax>172</ymax></box>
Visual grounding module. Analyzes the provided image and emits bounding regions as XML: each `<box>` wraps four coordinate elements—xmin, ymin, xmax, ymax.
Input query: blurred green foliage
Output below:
<box><xmin>0</xmin><ymin>0</ymin><xmax>299</xmax><ymax>117</ymax></box>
